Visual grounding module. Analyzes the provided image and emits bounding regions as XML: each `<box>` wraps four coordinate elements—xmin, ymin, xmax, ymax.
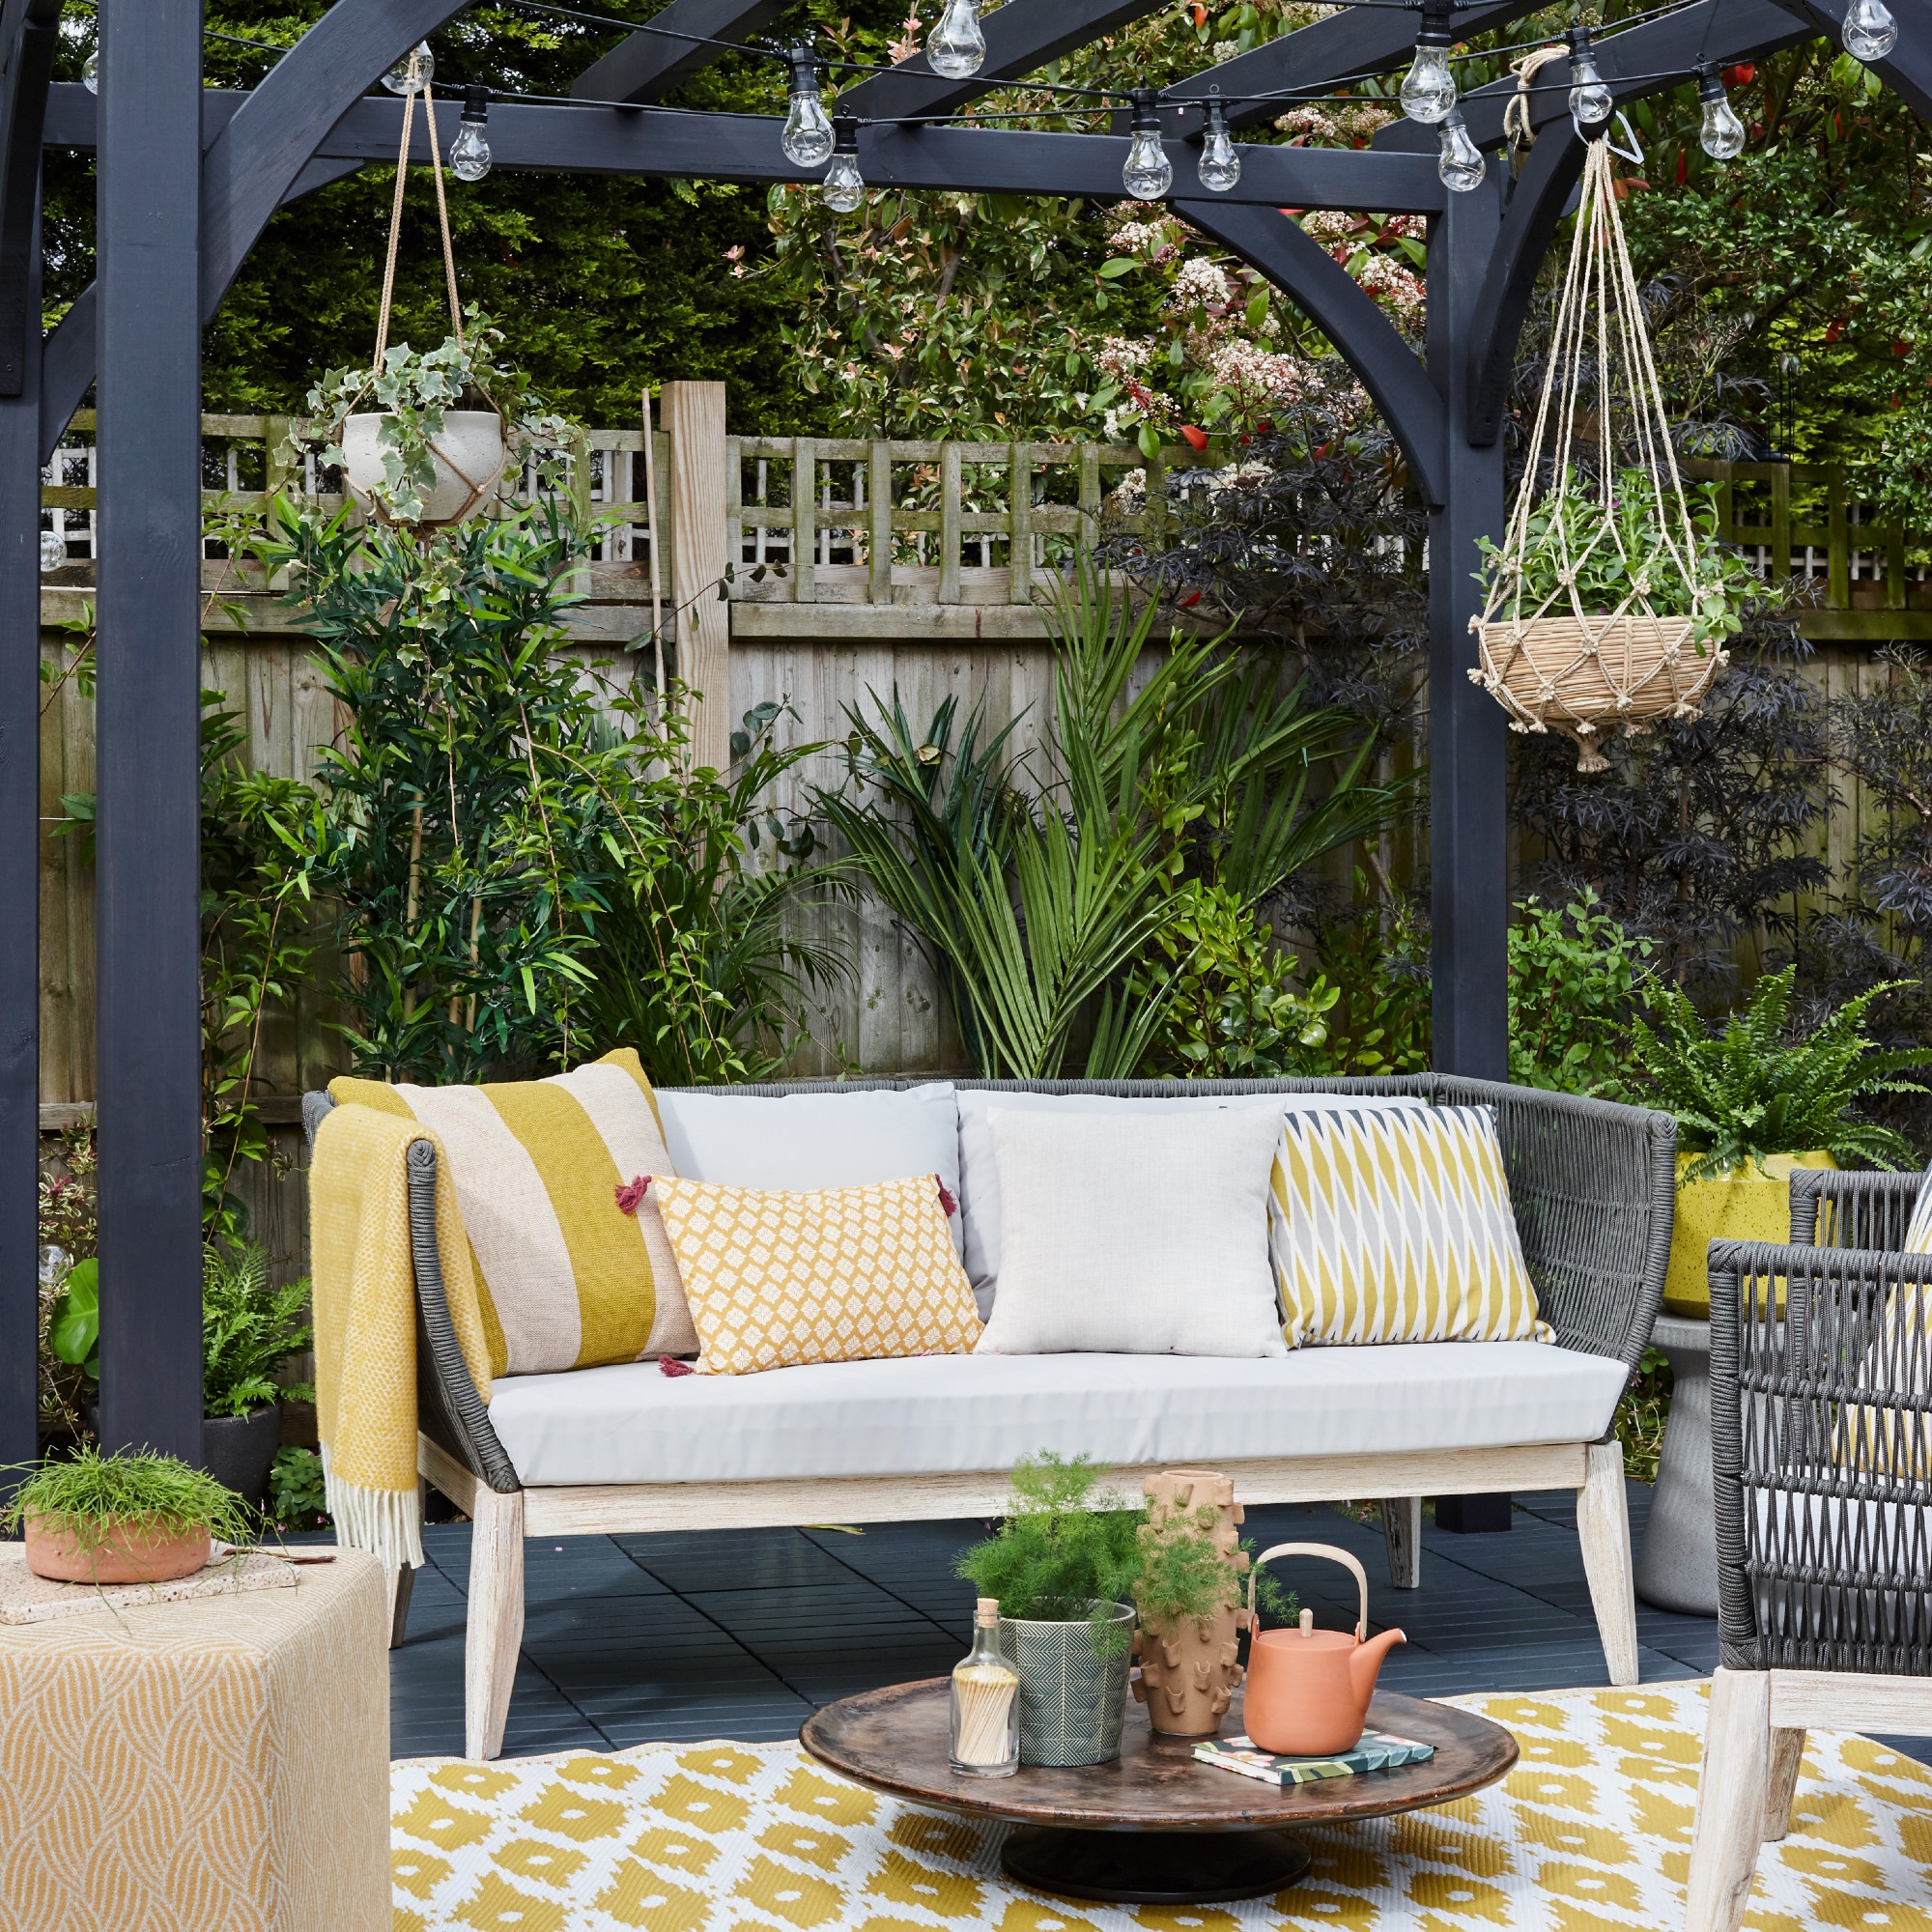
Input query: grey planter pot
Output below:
<box><xmin>202</xmin><ymin>1405</ymin><xmax>282</xmax><ymax>1507</ymax></box>
<box><xmin>997</xmin><ymin>1600</ymin><xmax>1135</xmax><ymax>1767</ymax></box>
<box><xmin>1634</xmin><ymin>1315</ymin><xmax>1718</xmax><ymax>1616</ymax></box>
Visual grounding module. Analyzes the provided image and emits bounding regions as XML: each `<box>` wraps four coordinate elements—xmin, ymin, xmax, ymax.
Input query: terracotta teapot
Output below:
<box><xmin>1240</xmin><ymin>1542</ymin><xmax>1406</xmax><ymax>1757</ymax></box>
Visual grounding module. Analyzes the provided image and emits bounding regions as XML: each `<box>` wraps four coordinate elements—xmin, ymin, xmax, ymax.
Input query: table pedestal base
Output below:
<box><xmin>1000</xmin><ymin>1825</ymin><xmax>1311</xmax><ymax>1903</ymax></box>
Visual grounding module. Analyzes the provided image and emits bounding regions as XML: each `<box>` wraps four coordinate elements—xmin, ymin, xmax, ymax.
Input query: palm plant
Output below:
<box><xmin>1625</xmin><ymin>965</ymin><xmax>1928</xmax><ymax>1181</ymax></box>
<box><xmin>817</xmin><ymin>567</ymin><xmax>1414</xmax><ymax>1079</ymax></box>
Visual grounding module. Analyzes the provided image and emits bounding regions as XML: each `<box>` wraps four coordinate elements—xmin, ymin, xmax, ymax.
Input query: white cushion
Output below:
<box><xmin>655</xmin><ymin>1083</ymin><xmax>962</xmax><ymax>1253</ymax></box>
<box><xmin>955</xmin><ymin>1090</ymin><xmax>1432</xmax><ymax>1310</ymax></box>
<box><xmin>976</xmin><ymin>1106</ymin><xmax>1288</xmax><ymax>1358</ymax></box>
<box><xmin>486</xmin><ymin>1341</ymin><xmax>1629</xmax><ymax>1486</ymax></box>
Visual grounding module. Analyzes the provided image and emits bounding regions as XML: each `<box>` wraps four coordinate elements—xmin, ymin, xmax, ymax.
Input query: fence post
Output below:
<box><xmin>663</xmin><ymin>381</ymin><xmax>731</xmax><ymax>774</ymax></box>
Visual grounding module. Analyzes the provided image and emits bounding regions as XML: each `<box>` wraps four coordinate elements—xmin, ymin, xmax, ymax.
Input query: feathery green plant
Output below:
<box><xmin>1</xmin><ymin>1446</ymin><xmax>255</xmax><ymax>1551</ymax></box>
<box><xmin>202</xmin><ymin>1243</ymin><xmax>315</xmax><ymax>1420</ymax></box>
<box><xmin>1625</xmin><ymin>965</ymin><xmax>1928</xmax><ymax>1181</ymax></box>
<box><xmin>1132</xmin><ymin>1500</ymin><xmax>1294</xmax><ymax>1639</ymax></box>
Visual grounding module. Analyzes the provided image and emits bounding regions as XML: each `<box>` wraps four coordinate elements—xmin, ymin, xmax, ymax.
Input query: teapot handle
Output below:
<box><xmin>1248</xmin><ymin>1541</ymin><xmax>1369</xmax><ymax>1641</ymax></box>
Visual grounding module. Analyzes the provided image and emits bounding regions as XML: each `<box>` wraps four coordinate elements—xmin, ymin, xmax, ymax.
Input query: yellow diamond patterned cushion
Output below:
<box><xmin>651</xmin><ymin>1173</ymin><xmax>982</xmax><ymax>1376</ymax></box>
<box><xmin>1269</xmin><ymin>1103</ymin><xmax>1552</xmax><ymax>1349</ymax></box>
<box><xmin>327</xmin><ymin>1046</ymin><xmax>695</xmax><ymax>1377</ymax></box>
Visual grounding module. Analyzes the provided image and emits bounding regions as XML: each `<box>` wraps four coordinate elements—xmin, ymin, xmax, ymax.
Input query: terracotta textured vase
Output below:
<box><xmin>24</xmin><ymin>1516</ymin><xmax>212</xmax><ymax>1585</ymax></box>
<box><xmin>1132</xmin><ymin>1468</ymin><xmax>1247</xmax><ymax>1738</ymax></box>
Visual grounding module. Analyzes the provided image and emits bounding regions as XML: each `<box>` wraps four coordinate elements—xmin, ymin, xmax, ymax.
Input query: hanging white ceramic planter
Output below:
<box><xmin>340</xmin><ymin>410</ymin><xmax>506</xmax><ymax>528</ymax></box>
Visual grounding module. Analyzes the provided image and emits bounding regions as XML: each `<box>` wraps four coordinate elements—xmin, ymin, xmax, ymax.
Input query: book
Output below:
<box><xmin>1192</xmin><ymin>1731</ymin><xmax>1436</xmax><ymax>1785</ymax></box>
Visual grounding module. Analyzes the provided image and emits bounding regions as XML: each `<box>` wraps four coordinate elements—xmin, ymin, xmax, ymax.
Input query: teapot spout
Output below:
<box><xmin>1350</xmin><ymin>1627</ymin><xmax>1406</xmax><ymax>1705</ymax></box>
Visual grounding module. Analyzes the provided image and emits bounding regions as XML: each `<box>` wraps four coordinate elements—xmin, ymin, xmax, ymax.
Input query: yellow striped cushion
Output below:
<box><xmin>327</xmin><ymin>1048</ymin><xmax>694</xmax><ymax>1377</ymax></box>
<box><xmin>1268</xmin><ymin>1105</ymin><xmax>1551</xmax><ymax>1349</ymax></box>
<box><xmin>652</xmin><ymin>1174</ymin><xmax>981</xmax><ymax>1377</ymax></box>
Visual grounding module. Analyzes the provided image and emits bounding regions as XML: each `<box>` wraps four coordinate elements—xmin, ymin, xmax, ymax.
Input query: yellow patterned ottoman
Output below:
<box><xmin>0</xmin><ymin>1544</ymin><xmax>389</xmax><ymax>1932</ymax></box>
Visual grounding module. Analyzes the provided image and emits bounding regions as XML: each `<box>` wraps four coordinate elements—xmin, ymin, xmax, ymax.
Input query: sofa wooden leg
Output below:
<box><xmin>1577</xmin><ymin>1435</ymin><xmax>1638</xmax><ymax>1686</ymax></box>
<box><xmin>467</xmin><ymin>1486</ymin><xmax>526</xmax><ymax>1762</ymax></box>
<box><xmin>1381</xmin><ymin>1496</ymin><xmax>1422</xmax><ymax>1589</ymax></box>
<box><xmin>1763</xmin><ymin>1725</ymin><xmax>1804</xmax><ymax>1841</ymax></box>
<box><xmin>388</xmin><ymin>1562</ymin><xmax>415</xmax><ymax>1651</ymax></box>
<box><xmin>1687</xmin><ymin>1667</ymin><xmax>1772</xmax><ymax>1932</ymax></box>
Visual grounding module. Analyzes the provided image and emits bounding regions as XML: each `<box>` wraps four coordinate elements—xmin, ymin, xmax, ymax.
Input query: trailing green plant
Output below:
<box><xmin>1625</xmin><ymin>965</ymin><xmax>1928</xmax><ymax>1181</ymax></box>
<box><xmin>202</xmin><ymin>1243</ymin><xmax>314</xmax><ymax>1421</ymax></box>
<box><xmin>1507</xmin><ymin>893</ymin><xmax>1654</xmax><ymax>1097</ymax></box>
<box><xmin>956</xmin><ymin>1455</ymin><xmax>1144</xmax><ymax>1645</ymax></box>
<box><xmin>819</xmin><ymin>568</ymin><xmax>1409</xmax><ymax>1078</ymax></box>
<box><xmin>269</xmin><ymin>1446</ymin><xmax>331</xmax><ymax>1532</ymax></box>
<box><xmin>1</xmin><ymin>1446</ymin><xmax>256</xmax><ymax>1549</ymax></box>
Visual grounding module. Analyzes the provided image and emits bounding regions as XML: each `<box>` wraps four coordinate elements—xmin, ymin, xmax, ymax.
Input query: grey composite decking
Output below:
<box><xmin>384</xmin><ymin>1484</ymin><xmax>1932</xmax><ymax>1768</ymax></box>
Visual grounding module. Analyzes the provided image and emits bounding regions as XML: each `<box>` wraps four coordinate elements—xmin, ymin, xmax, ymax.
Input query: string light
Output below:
<box><xmin>451</xmin><ymin>87</ymin><xmax>493</xmax><ymax>181</ymax></box>
<box><xmin>39</xmin><ymin>531</ymin><xmax>65</xmax><ymax>574</ymax></box>
<box><xmin>1568</xmin><ymin>27</ymin><xmax>1614</xmax><ymax>134</ymax></box>
<box><xmin>822</xmin><ymin>116</ymin><xmax>866</xmax><ymax>211</ymax></box>
<box><xmin>81</xmin><ymin>49</ymin><xmax>98</xmax><ymax>93</ymax></box>
<box><xmin>1695</xmin><ymin>64</ymin><xmax>1744</xmax><ymax>158</ymax></box>
<box><xmin>1122</xmin><ymin>89</ymin><xmax>1172</xmax><ymax>200</ymax></box>
<box><xmin>1437</xmin><ymin>106</ymin><xmax>1485</xmax><ymax>190</ymax></box>
<box><xmin>1400</xmin><ymin>0</ymin><xmax>1457</xmax><ymax>124</ymax></box>
<box><xmin>1843</xmin><ymin>0</ymin><xmax>1898</xmax><ymax>61</ymax></box>
<box><xmin>925</xmin><ymin>0</ymin><xmax>987</xmax><ymax>80</ymax></box>
<box><xmin>384</xmin><ymin>41</ymin><xmax>435</xmax><ymax>95</ymax></box>
<box><xmin>1197</xmin><ymin>87</ymin><xmax>1241</xmax><ymax>191</ymax></box>
<box><xmin>781</xmin><ymin>43</ymin><xmax>836</xmax><ymax>167</ymax></box>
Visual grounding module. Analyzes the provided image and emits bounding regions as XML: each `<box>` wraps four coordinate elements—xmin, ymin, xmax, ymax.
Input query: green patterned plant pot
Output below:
<box><xmin>997</xmin><ymin>1600</ymin><xmax>1135</xmax><ymax>1766</ymax></box>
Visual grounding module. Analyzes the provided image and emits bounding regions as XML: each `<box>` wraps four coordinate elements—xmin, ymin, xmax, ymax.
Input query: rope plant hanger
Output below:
<box><xmin>1470</xmin><ymin>133</ymin><xmax>1743</xmax><ymax>773</ymax></box>
<box><xmin>311</xmin><ymin>47</ymin><xmax>510</xmax><ymax>528</ymax></box>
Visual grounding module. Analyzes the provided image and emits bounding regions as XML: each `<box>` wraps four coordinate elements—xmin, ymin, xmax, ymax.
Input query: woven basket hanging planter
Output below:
<box><xmin>1470</xmin><ymin>137</ymin><xmax>1729</xmax><ymax>773</ymax></box>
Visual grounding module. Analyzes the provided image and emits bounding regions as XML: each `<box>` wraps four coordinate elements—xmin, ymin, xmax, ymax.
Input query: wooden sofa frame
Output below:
<box><xmin>305</xmin><ymin>1073</ymin><xmax>1677</xmax><ymax>1761</ymax></box>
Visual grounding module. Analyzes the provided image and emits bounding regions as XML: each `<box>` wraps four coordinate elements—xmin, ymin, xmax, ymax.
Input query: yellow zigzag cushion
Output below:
<box><xmin>1269</xmin><ymin>1104</ymin><xmax>1552</xmax><ymax>1349</ymax></box>
<box><xmin>327</xmin><ymin>1047</ymin><xmax>695</xmax><ymax>1377</ymax></box>
<box><xmin>651</xmin><ymin>1173</ymin><xmax>982</xmax><ymax>1377</ymax></box>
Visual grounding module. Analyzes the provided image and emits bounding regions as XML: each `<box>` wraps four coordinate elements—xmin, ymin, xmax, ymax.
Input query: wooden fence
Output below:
<box><xmin>33</xmin><ymin>392</ymin><xmax>1932</xmax><ymax>1120</ymax></box>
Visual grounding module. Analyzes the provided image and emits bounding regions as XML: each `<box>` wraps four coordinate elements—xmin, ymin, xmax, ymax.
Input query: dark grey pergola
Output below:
<box><xmin>0</xmin><ymin>0</ymin><xmax>1921</xmax><ymax>1475</ymax></box>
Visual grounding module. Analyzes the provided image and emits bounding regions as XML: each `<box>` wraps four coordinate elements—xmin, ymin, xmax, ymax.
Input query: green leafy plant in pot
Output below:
<box><xmin>4</xmin><ymin>1446</ymin><xmax>254</xmax><ymax>1585</ymax></box>
<box><xmin>957</xmin><ymin>1455</ymin><xmax>1142</xmax><ymax>1766</ymax></box>
<box><xmin>1624</xmin><ymin>966</ymin><xmax>1927</xmax><ymax>1315</ymax></box>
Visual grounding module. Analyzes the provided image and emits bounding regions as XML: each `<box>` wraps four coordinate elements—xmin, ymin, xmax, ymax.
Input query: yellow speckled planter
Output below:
<box><xmin>1662</xmin><ymin>1150</ymin><xmax>1836</xmax><ymax>1317</ymax></box>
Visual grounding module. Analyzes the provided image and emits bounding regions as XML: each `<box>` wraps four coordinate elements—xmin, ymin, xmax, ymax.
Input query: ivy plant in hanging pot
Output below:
<box><xmin>1469</xmin><ymin>138</ymin><xmax>1764</xmax><ymax>773</ymax></box>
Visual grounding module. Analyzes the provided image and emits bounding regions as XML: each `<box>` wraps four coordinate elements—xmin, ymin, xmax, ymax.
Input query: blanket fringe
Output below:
<box><xmin>322</xmin><ymin>1445</ymin><xmax>425</xmax><ymax>1572</ymax></box>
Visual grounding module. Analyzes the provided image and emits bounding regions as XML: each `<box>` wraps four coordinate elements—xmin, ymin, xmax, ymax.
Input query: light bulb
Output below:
<box><xmin>1696</xmin><ymin>67</ymin><xmax>1745</xmax><ymax>159</ymax></box>
<box><xmin>81</xmin><ymin>49</ymin><xmax>98</xmax><ymax>94</ymax></box>
<box><xmin>384</xmin><ymin>42</ymin><xmax>434</xmax><ymax>95</ymax></box>
<box><xmin>823</xmin><ymin>119</ymin><xmax>865</xmax><ymax>212</ymax></box>
<box><xmin>1568</xmin><ymin>34</ymin><xmax>1613</xmax><ymax>133</ymax></box>
<box><xmin>925</xmin><ymin>0</ymin><xmax>986</xmax><ymax>80</ymax></box>
<box><xmin>1843</xmin><ymin>0</ymin><xmax>1898</xmax><ymax>61</ymax></box>
<box><xmin>782</xmin><ymin>46</ymin><xmax>836</xmax><ymax>168</ymax></box>
<box><xmin>1122</xmin><ymin>91</ymin><xmax>1172</xmax><ymax>201</ymax></box>
<box><xmin>451</xmin><ymin>87</ymin><xmax>492</xmax><ymax>181</ymax></box>
<box><xmin>39</xmin><ymin>530</ymin><xmax>64</xmax><ymax>573</ymax></box>
<box><xmin>1437</xmin><ymin>106</ymin><xmax>1485</xmax><ymax>191</ymax></box>
<box><xmin>1197</xmin><ymin>93</ymin><xmax>1241</xmax><ymax>191</ymax></box>
<box><xmin>1400</xmin><ymin>0</ymin><xmax>1457</xmax><ymax>124</ymax></box>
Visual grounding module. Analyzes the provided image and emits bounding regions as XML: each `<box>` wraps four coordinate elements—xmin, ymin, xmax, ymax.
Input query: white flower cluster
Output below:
<box><xmin>1204</xmin><ymin>338</ymin><xmax>1314</xmax><ymax>400</ymax></box>
<box><xmin>1297</xmin><ymin>209</ymin><xmax>1360</xmax><ymax>250</ymax></box>
<box><xmin>1273</xmin><ymin>100</ymin><xmax>1393</xmax><ymax>143</ymax></box>
<box><xmin>1211</xmin><ymin>39</ymin><xmax>1241</xmax><ymax>61</ymax></box>
<box><xmin>1111</xmin><ymin>468</ymin><xmax>1149</xmax><ymax>511</ymax></box>
<box><xmin>1171</xmin><ymin>257</ymin><xmax>1235</xmax><ymax>311</ymax></box>
<box><xmin>1096</xmin><ymin>334</ymin><xmax>1153</xmax><ymax>378</ymax></box>
<box><xmin>1352</xmin><ymin>251</ymin><xmax>1426</xmax><ymax>323</ymax></box>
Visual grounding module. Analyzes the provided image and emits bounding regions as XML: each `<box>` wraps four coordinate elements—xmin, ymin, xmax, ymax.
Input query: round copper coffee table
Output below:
<box><xmin>801</xmin><ymin>1679</ymin><xmax>1518</xmax><ymax>1905</ymax></box>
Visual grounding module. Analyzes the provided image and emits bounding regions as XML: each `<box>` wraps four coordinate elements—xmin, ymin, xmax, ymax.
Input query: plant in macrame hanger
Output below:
<box><xmin>286</xmin><ymin>51</ymin><xmax>572</xmax><ymax>528</ymax></box>
<box><xmin>1470</xmin><ymin>135</ymin><xmax>1761</xmax><ymax>773</ymax></box>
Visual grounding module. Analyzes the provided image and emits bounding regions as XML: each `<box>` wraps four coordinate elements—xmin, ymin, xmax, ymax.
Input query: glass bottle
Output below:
<box><xmin>949</xmin><ymin>1598</ymin><xmax>1019</xmax><ymax>1776</ymax></box>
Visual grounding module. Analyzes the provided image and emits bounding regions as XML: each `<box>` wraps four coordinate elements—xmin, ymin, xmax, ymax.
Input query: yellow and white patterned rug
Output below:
<box><xmin>390</xmin><ymin>1680</ymin><xmax>1932</xmax><ymax>1931</ymax></box>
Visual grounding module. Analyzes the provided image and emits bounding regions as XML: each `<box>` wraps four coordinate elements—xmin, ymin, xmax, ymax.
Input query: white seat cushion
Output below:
<box><xmin>486</xmin><ymin>1341</ymin><xmax>1628</xmax><ymax>1487</ymax></box>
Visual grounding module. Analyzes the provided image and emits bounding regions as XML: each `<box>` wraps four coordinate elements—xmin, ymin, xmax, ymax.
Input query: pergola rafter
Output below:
<box><xmin>0</xmin><ymin>0</ymin><xmax>1916</xmax><ymax>1475</ymax></box>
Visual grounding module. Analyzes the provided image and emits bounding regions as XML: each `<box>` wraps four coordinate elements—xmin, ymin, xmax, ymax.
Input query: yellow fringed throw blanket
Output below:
<box><xmin>310</xmin><ymin>1103</ymin><xmax>494</xmax><ymax>1571</ymax></box>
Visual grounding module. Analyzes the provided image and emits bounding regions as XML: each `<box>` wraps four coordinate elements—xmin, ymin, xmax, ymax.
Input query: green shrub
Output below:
<box><xmin>1508</xmin><ymin>893</ymin><xmax>1653</xmax><ymax>1096</ymax></box>
<box><xmin>269</xmin><ymin>1447</ymin><xmax>331</xmax><ymax>1532</ymax></box>
<box><xmin>203</xmin><ymin>1244</ymin><xmax>314</xmax><ymax>1420</ymax></box>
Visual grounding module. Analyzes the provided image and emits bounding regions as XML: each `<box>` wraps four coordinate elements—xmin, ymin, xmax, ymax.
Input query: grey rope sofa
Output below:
<box><xmin>306</xmin><ymin>1073</ymin><xmax>1676</xmax><ymax>1760</ymax></box>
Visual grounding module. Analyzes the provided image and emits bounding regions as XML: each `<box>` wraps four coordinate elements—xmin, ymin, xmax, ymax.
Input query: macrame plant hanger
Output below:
<box><xmin>1469</xmin><ymin>132</ymin><xmax>1727</xmax><ymax>772</ymax></box>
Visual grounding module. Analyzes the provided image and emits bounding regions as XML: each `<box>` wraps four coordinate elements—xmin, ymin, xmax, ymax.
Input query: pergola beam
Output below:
<box><xmin>569</xmin><ymin>0</ymin><xmax>786</xmax><ymax>102</ymax></box>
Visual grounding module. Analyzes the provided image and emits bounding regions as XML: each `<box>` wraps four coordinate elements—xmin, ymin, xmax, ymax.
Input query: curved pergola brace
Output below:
<box><xmin>1173</xmin><ymin>196</ymin><xmax>1449</xmax><ymax>507</ymax></box>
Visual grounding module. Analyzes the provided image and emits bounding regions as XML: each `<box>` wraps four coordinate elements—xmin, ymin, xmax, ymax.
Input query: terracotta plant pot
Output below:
<box><xmin>1132</xmin><ymin>1468</ymin><xmax>1247</xmax><ymax>1739</ymax></box>
<box><xmin>1662</xmin><ymin>1150</ymin><xmax>1836</xmax><ymax>1317</ymax></box>
<box><xmin>341</xmin><ymin>410</ymin><xmax>507</xmax><ymax>527</ymax></box>
<box><xmin>24</xmin><ymin>1515</ymin><xmax>213</xmax><ymax>1585</ymax></box>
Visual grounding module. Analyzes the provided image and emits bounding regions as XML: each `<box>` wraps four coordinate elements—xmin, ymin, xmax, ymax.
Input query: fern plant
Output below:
<box><xmin>202</xmin><ymin>1243</ymin><xmax>314</xmax><ymax>1420</ymax></box>
<box><xmin>1624</xmin><ymin>966</ymin><xmax>1927</xmax><ymax>1182</ymax></box>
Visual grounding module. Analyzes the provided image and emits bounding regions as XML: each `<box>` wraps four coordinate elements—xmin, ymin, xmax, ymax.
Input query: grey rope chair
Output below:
<box><xmin>1686</xmin><ymin>1229</ymin><xmax>1932</xmax><ymax>1932</ymax></box>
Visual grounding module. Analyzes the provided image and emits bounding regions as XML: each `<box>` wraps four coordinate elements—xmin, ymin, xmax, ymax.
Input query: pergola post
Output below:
<box><xmin>94</xmin><ymin>0</ymin><xmax>206</xmax><ymax>1460</ymax></box>
<box><xmin>1424</xmin><ymin>165</ymin><xmax>1509</xmax><ymax>1082</ymax></box>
